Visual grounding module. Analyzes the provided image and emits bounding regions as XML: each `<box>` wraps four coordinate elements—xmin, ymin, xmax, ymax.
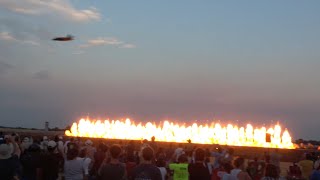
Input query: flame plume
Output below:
<box><xmin>65</xmin><ymin>118</ymin><xmax>294</xmax><ymax>149</ymax></box>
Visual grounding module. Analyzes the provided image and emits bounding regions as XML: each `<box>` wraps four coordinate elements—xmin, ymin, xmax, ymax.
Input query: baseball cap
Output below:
<box><xmin>85</xmin><ymin>140</ymin><xmax>93</xmax><ymax>146</ymax></box>
<box><xmin>48</xmin><ymin>140</ymin><xmax>57</xmax><ymax>148</ymax></box>
<box><xmin>0</xmin><ymin>144</ymin><xmax>11</xmax><ymax>159</ymax></box>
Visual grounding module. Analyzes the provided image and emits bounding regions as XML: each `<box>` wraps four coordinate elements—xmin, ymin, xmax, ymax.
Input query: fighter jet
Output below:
<box><xmin>52</xmin><ymin>35</ymin><xmax>74</xmax><ymax>41</ymax></box>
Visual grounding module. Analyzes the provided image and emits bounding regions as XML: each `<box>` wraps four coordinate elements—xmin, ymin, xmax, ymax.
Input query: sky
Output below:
<box><xmin>0</xmin><ymin>0</ymin><xmax>319</xmax><ymax>140</ymax></box>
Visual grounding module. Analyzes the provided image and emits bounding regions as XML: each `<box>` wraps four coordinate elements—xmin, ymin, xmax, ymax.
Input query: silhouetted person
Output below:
<box><xmin>132</xmin><ymin>147</ymin><xmax>162</xmax><ymax>180</ymax></box>
<box><xmin>261</xmin><ymin>164</ymin><xmax>279</xmax><ymax>180</ymax></box>
<box><xmin>230</xmin><ymin>157</ymin><xmax>252</xmax><ymax>180</ymax></box>
<box><xmin>311</xmin><ymin>160</ymin><xmax>320</xmax><ymax>180</ymax></box>
<box><xmin>99</xmin><ymin>144</ymin><xmax>126</xmax><ymax>180</ymax></box>
<box><xmin>0</xmin><ymin>144</ymin><xmax>21</xmax><ymax>180</ymax></box>
<box><xmin>188</xmin><ymin>148</ymin><xmax>211</xmax><ymax>180</ymax></box>
<box><xmin>39</xmin><ymin>140</ymin><xmax>64</xmax><ymax>180</ymax></box>
<box><xmin>299</xmin><ymin>153</ymin><xmax>314</xmax><ymax>179</ymax></box>
<box><xmin>20</xmin><ymin>143</ymin><xmax>42</xmax><ymax>180</ymax></box>
<box><xmin>64</xmin><ymin>148</ymin><xmax>85</xmax><ymax>180</ymax></box>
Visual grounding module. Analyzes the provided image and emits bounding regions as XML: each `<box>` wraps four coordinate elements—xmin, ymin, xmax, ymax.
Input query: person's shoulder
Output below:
<box><xmin>133</xmin><ymin>163</ymin><xmax>145</xmax><ymax>171</ymax></box>
<box><xmin>239</xmin><ymin>171</ymin><xmax>252</xmax><ymax>180</ymax></box>
<box><xmin>133</xmin><ymin>164</ymin><xmax>160</xmax><ymax>174</ymax></box>
<box><xmin>145</xmin><ymin>164</ymin><xmax>161</xmax><ymax>172</ymax></box>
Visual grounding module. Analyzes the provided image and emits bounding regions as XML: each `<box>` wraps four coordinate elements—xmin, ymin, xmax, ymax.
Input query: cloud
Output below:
<box><xmin>0</xmin><ymin>0</ymin><xmax>101</xmax><ymax>22</ymax></box>
<box><xmin>0</xmin><ymin>31</ymin><xmax>40</xmax><ymax>46</ymax></box>
<box><xmin>120</xmin><ymin>44</ymin><xmax>136</xmax><ymax>49</ymax></box>
<box><xmin>79</xmin><ymin>37</ymin><xmax>136</xmax><ymax>49</ymax></box>
<box><xmin>32</xmin><ymin>70</ymin><xmax>51</xmax><ymax>80</ymax></box>
<box><xmin>0</xmin><ymin>31</ymin><xmax>16</xmax><ymax>41</ymax></box>
<box><xmin>0</xmin><ymin>61</ymin><xmax>14</xmax><ymax>74</ymax></box>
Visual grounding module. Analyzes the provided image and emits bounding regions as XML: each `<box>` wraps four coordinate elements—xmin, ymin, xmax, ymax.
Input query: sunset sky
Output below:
<box><xmin>0</xmin><ymin>1</ymin><xmax>319</xmax><ymax>140</ymax></box>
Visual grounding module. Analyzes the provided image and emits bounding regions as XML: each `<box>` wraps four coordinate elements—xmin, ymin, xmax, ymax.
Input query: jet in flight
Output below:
<box><xmin>52</xmin><ymin>35</ymin><xmax>74</xmax><ymax>41</ymax></box>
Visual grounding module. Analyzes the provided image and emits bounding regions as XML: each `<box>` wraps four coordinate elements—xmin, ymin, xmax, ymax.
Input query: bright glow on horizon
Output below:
<box><xmin>65</xmin><ymin>118</ymin><xmax>294</xmax><ymax>149</ymax></box>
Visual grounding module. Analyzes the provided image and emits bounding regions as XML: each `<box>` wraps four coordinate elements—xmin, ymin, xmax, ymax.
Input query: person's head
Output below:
<box><xmin>28</xmin><ymin>143</ymin><xmax>41</xmax><ymax>153</ymax></box>
<box><xmin>265</xmin><ymin>164</ymin><xmax>279</xmax><ymax>178</ymax></box>
<box><xmin>194</xmin><ymin>148</ymin><xmax>206</xmax><ymax>162</ymax></box>
<box><xmin>223</xmin><ymin>163</ymin><xmax>233</xmax><ymax>173</ymax></box>
<box><xmin>14</xmin><ymin>135</ymin><xmax>20</xmax><ymax>143</ymax></box>
<box><xmin>306</xmin><ymin>153</ymin><xmax>312</xmax><ymax>160</ymax></box>
<box><xmin>85</xmin><ymin>139</ymin><xmax>93</xmax><ymax>146</ymax></box>
<box><xmin>47</xmin><ymin>140</ymin><xmax>57</xmax><ymax>152</ymax></box>
<box><xmin>178</xmin><ymin>154</ymin><xmax>188</xmax><ymax>163</ymax></box>
<box><xmin>151</xmin><ymin>136</ymin><xmax>155</xmax><ymax>142</ymax></box>
<box><xmin>234</xmin><ymin>157</ymin><xmax>245</xmax><ymax>169</ymax></box>
<box><xmin>141</xmin><ymin>146</ymin><xmax>154</xmax><ymax>162</ymax></box>
<box><xmin>109</xmin><ymin>144</ymin><xmax>122</xmax><ymax>159</ymax></box>
<box><xmin>4</xmin><ymin>135</ymin><xmax>11</xmax><ymax>144</ymax></box>
<box><xmin>98</xmin><ymin>143</ymin><xmax>108</xmax><ymax>152</ymax></box>
<box><xmin>67</xmin><ymin>148</ymin><xmax>79</xmax><ymax>160</ymax></box>
<box><xmin>79</xmin><ymin>148</ymin><xmax>87</xmax><ymax>158</ymax></box>
<box><xmin>54</xmin><ymin>135</ymin><xmax>59</xmax><ymax>142</ymax></box>
<box><xmin>43</xmin><ymin>136</ymin><xmax>48</xmax><ymax>142</ymax></box>
<box><xmin>23</xmin><ymin>137</ymin><xmax>30</xmax><ymax>143</ymax></box>
<box><xmin>142</xmin><ymin>139</ymin><xmax>148</xmax><ymax>144</ymax></box>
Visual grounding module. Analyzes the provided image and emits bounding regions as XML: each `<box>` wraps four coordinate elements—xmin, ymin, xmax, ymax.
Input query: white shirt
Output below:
<box><xmin>158</xmin><ymin>167</ymin><xmax>167</xmax><ymax>180</ymax></box>
<box><xmin>64</xmin><ymin>158</ymin><xmax>85</xmax><ymax>180</ymax></box>
<box><xmin>79</xmin><ymin>157</ymin><xmax>92</xmax><ymax>175</ymax></box>
<box><xmin>218</xmin><ymin>172</ymin><xmax>237</xmax><ymax>180</ymax></box>
<box><xmin>230</xmin><ymin>169</ymin><xmax>242</xmax><ymax>179</ymax></box>
<box><xmin>58</xmin><ymin>140</ymin><xmax>64</xmax><ymax>155</ymax></box>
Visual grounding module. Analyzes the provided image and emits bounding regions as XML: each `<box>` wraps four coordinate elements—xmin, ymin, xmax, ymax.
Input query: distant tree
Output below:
<box><xmin>49</xmin><ymin>127</ymin><xmax>61</xmax><ymax>131</ymax></box>
<box><xmin>296</xmin><ymin>139</ymin><xmax>304</xmax><ymax>144</ymax></box>
<box><xmin>65</xmin><ymin>125</ymin><xmax>71</xmax><ymax>131</ymax></box>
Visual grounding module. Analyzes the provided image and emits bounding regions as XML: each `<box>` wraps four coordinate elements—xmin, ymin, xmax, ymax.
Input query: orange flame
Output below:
<box><xmin>65</xmin><ymin>118</ymin><xmax>294</xmax><ymax>149</ymax></box>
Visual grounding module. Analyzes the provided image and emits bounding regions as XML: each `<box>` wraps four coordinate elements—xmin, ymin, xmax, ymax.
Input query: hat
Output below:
<box><xmin>0</xmin><ymin>144</ymin><xmax>11</xmax><ymax>159</ymax></box>
<box><xmin>85</xmin><ymin>140</ymin><xmax>93</xmax><ymax>146</ymax></box>
<box><xmin>29</xmin><ymin>143</ymin><xmax>41</xmax><ymax>152</ymax></box>
<box><xmin>23</xmin><ymin>137</ymin><xmax>30</xmax><ymax>142</ymax></box>
<box><xmin>48</xmin><ymin>141</ymin><xmax>57</xmax><ymax>148</ymax></box>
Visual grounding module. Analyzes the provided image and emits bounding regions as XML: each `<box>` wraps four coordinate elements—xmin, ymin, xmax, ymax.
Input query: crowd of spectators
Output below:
<box><xmin>0</xmin><ymin>132</ymin><xmax>320</xmax><ymax>180</ymax></box>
